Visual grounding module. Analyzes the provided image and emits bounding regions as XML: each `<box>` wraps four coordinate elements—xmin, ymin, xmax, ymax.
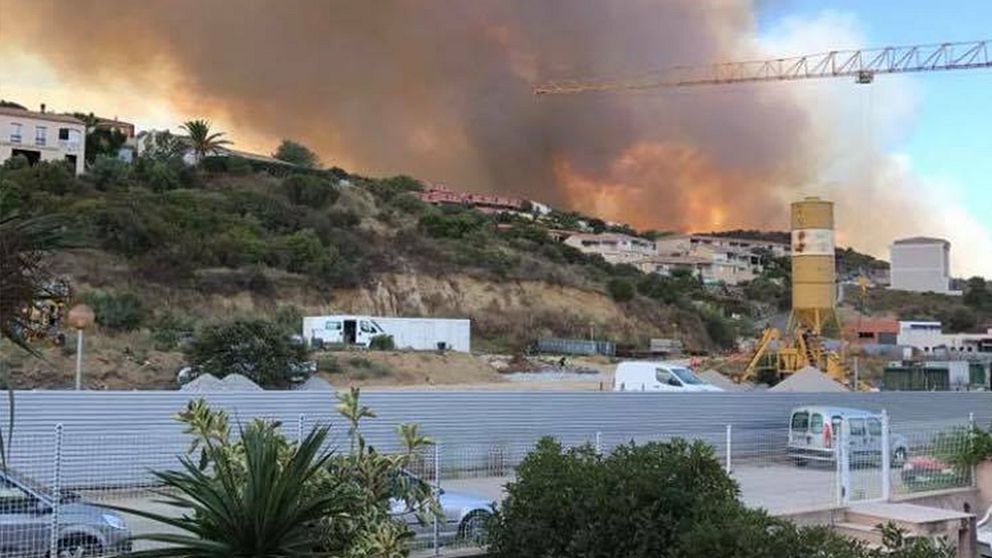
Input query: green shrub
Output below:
<box><xmin>151</xmin><ymin>312</ymin><xmax>194</xmax><ymax>351</ymax></box>
<box><xmin>273</xmin><ymin>139</ymin><xmax>320</xmax><ymax>168</ymax></box>
<box><xmin>225</xmin><ymin>155</ymin><xmax>253</xmax><ymax>175</ymax></box>
<box><xmin>80</xmin><ymin>290</ymin><xmax>145</xmax><ymax>331</ymax></box>
<box><xmin>186</xmin><ymin>319</ymin><xmax>310</xmax><ymax>387</ymax></box>
<box><xmin>606</xmin><ymin>278</ymin><xmax>635</xmax><ymax>302</ymax></box>
<box><xmin>489</xmin><ymin>438</ymin><xmax>955</xmax><ymax>558</ymax></box>
<box><xmin>369</xmin><ymin>334</ymin><xmax>395</xmax><ymax>351</ymax></box>
<box><xmin>419</xmin><ymin>208</ymin><xmax>491</xmax><ymax>239</ymax></box>
<box><xmin>281</xmin><ymin>174</ymin><xmax>340</xmax><ymax>208</ymax></box>
<box><xmin>87</xmin><ymin>155</ymin><xmax>132</xmax><ymax>190</ymax></box>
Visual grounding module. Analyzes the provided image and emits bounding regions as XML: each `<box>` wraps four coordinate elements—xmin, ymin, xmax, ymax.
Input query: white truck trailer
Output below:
<box><xmin>302</xmin><ymin>315</ymin><xmax>471</xmax><ymax>352</ymax></box>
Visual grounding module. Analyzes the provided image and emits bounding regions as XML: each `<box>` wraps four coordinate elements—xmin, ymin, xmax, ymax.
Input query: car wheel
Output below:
<box><xmin>458</xmin><ymin>510</ymin><xmax>492</xmax><ymax>544</ymax></box>
<box><xmin>892</xmin><ymin>448</ymin><xmax>907</xmax><ymax>467</ymax></box>
<box><xmin>57</xmin><ymin>535</ymin><xmax>102</xmax><ymax>558</ymax></box>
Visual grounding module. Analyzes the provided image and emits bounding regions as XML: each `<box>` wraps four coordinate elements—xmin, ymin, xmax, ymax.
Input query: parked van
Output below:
<box><xmin>788</xmin><ymin>406</ymin><xmax>908</xmax><ymax>466</ymax></box>
<box><xmin>613</xmin><ymin>361</ymin><xmax>723</xmax><ymax>392</ymax></box>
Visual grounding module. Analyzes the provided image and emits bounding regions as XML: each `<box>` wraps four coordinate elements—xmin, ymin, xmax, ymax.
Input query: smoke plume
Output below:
<box><xmin>2</xmin><ymin>0</ymin><xmax>989</xmax><ymax>273</ymax></box>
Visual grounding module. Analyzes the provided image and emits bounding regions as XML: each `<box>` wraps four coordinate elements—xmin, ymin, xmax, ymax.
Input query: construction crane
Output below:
<box><xmin>535</xmin><ymin>40</ymin><xmax>990</xmax><ymax>94</ymax></box>
<box><xmin>534</xmin><ymin>39</ymin><xmax>990</xmax><ymax>388</ymax></box>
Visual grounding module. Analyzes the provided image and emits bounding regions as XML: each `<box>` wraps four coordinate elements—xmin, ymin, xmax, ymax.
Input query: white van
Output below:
<box><xmin>613</xmin><ymin>361</ymin><xmax>723</xmax><ymax>392</ymax></box>
<box><xmin>787</xmin><ymin>406</ymin><xmax>908</xmax><ymax>466</ymax></box>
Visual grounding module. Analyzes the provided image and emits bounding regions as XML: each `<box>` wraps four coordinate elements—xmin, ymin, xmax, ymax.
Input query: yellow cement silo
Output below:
<box><xmin>790</xmin><ymin>197</ymin><xmax>838</xmax><ymax>335</ymax></box>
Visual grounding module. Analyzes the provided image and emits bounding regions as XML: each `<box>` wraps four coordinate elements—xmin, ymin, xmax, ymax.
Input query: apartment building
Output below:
<box><xmin>653</xmin><ymin>234</ymin><xmax>790</xmax><ymax>285</ymax></box>
<box><xmin>889</xmin><ymin>237</ymin><xmax>954</xmax><ymax>294</ymax></box>
<box><xmin>563</xmin><ymin>232</ymin><xmax>656</xmax><ymax>264</ymax></box>
<box><xmin>417</xmin><ymin>183</ymin><xmax>527</xmax><ymax>214</ymax></box>
<box><xmin>1</xmin><ymin>105</ymin><xmax>86</xmax><ymax>175</ymax></box>
<box><xmin>897</xmin><ymin>321</ymin><xmax>992</xmax><ymax>355</ymax></box>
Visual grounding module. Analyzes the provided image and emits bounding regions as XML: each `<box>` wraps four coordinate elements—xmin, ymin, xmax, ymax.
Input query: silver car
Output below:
<box><xmin>391</xmin><ymin>471</ymin><xmax>494</xmax><ymax>545</ymax></box>
<box><xmin>0</xmin><ymin>469</ymin><xmax>131</xmax><ymax>557</ymax></box>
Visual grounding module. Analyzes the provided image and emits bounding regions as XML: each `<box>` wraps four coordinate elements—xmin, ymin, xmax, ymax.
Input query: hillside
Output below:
<box><xmin>2</xmin><ymin>153</ymin><xmax>746</xmax><ymax>389</ymax></box>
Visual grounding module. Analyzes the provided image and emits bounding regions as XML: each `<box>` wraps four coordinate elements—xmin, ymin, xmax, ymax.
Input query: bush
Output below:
<box><xmin>489</xmin><ymin>438</ymin><xmax>955</xmax><ymax>558</ymax></box>
<box><xmin>225</xmin><ymin>155</ymin><xmax>253</xmax><ymax>175</ymax></box>
<box><xmin>273</xmin><ymin>139</ymin><xmax>319</xmax><ymax>168</ymax></box>
<box><xmin>281</xmin><ymin>174</ymin><xmax>340</xmax><ymax>208</ymax></box>
<box><xmin>369</xmin><ymin>334</ymin><xmax>395</xmax><ymax>351</ymax></box>
<box><xmin>80</xmin><ymin>290</ymin><xmax>145</xmax><ymax>331</ymax></box>
<box><xmin>186</xmin><ymin>319</ymin><xmax>310</xmax><ymax>387</ymax></box>
<box><xmin>606</xmin><ymin>278</ymin><xmax>635</xmax><ymax>302</ymax></box>
<box><xmin>87</xmin><ymin>155</ymin><xmax>132</xmax><ymax>190</ymax></box>
<box><xmin>420</xmin><ymin>208</ymin><xmax>491</xmax><ymax>239</ymax></box>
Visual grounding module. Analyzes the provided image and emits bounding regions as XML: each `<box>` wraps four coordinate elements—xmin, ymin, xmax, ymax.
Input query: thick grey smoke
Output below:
<box><xmin>4</xmin><ymin>0</ymin><xmax>815</xmax><ymax>231</ymax></box>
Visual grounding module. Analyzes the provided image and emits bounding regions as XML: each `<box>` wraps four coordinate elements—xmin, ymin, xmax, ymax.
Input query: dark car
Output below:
<box><xmin>0</xmin><ymin>469</ymin><xmax>131</xmax><ymax>557</ymax></box>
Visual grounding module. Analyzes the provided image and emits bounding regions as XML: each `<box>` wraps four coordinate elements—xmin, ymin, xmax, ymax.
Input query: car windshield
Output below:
<box><xmin>670</xmin><ymin>367</ymin><xmax>703</xmax><ymax>385</ymax></box>
<box><xmin>2</xmin><ymin>468</ymin><xmax>54</xmax><ymax>499</ymax></box>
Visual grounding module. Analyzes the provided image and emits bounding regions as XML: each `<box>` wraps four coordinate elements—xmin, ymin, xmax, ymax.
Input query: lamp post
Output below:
<box><xmin>66</xmin><ymin>304</ymin><xmax>94</xmax><ymax>390</ymax></box>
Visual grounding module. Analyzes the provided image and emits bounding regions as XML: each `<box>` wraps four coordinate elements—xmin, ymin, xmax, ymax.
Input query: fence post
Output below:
<box><xmin>725</xmin><ymin>424</ymin><xmax>733</xmax><ymax>474</ymax></box>
<box><xmin>839</xmin><ymin>419</ymin><xmax>852</xmax><ymax>505</ymax></box>
<box><xmin>881</xmin><ymin>410</ymin><xmax>891</xmax><ymax>502</ymax></box>
<box><xmin>297</xmin><ymin>413</ymin><xmax>305</xmax><ymax>442</ymax></box>
<box><xmin>49</xmin><ymin>423</ymin><xmax>64</xmax><ymax>558</ymax></box>
<box><xmin>595</xmin><ymin>431</ymin><xmax>602</xmax><ymax>455</ymax></box>
<box><xmin>433</xmin><ymin>442</ymin><xmax>441</xmax><ymax>556</ymax></box>
<box><xmin>970</xmin><ymin>412</ymin><xmax>976</xmax><ymax>487</ymax></box>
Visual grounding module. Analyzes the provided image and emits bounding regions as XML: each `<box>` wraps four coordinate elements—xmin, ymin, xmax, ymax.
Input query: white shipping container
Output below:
<box><xmin>302</xmin><ymin>315</ymin><xmax>471</xmax><ymax>352</ymax></box>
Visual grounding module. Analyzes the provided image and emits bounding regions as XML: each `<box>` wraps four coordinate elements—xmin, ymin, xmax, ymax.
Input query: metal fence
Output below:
<box><xmin>0</xmin><ymin>411</ymin><xmax>981</xmax><ymax>557</ymax></box>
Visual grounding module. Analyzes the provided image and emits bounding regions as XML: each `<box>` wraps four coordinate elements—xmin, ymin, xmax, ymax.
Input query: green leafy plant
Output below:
<box><xmin>80</xmin><ymin>290</ymin><xmax>145</xmax><ymax>331</ymax></box>
<box><xmin>369</xmin><ymin>334</ymin><xmax>396</xmax><ymax>351</ymax></box>
<box><xmin>282</xmin><ymin>174</ymin><xmax>340</xmax><ymax>208</ymax></box>
<box><xmin>185</xmin><ymin>319</ymin><xmax>310</xmax><ymax>387</ymax></box>
<box><xmin>130</xmin><ymin>391</ymin><xmax>439</xmax><ymax>557</ymax></box>
<box><xmin>274</xmin><ymin>139</ymin><xmax>320</xmax><ymax>169</ymax></box>
<box><xmin>606</xmin><ymin>277</ymin><xmax>635</xmax><ymax>302</ymax></box>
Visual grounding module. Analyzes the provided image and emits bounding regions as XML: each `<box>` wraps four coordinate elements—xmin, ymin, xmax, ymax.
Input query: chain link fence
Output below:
<box><xmin>0</xmin><ymin>412</ymin><xmax>981</xmax><ymax>557</ymax></box>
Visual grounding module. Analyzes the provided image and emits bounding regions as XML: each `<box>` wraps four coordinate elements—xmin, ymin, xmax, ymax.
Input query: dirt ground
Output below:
<box><xmin>316</xmin><ymin>350</ymin><xmax>616</xmax><ymax>391</ymax></box>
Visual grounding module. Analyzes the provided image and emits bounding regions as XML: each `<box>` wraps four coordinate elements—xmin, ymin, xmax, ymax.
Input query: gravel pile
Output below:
<box><xmin>769</xmin><ymin>366</ymin><xmax>850</xmax><ymax>393</ymax></box>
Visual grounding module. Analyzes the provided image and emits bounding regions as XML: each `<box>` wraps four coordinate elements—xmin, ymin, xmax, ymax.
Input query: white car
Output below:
<box><xmin>613</xmin><ymin>361</ymin><xmax>723</xmax><ymax>392</ymax></box>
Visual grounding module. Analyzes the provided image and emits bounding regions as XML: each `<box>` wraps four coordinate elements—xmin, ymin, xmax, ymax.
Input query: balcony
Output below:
<box><xmin>9</xmin><ymin>134</ymin><xmax>21</xmax><ymax>143</ymax></box>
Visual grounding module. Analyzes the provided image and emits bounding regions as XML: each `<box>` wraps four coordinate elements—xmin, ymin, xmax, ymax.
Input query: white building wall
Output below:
<box><xmin>0</xmin><ymin>112</ymin><xmax>85</xmax><ymax>175</ymax></box>
<box><xmin>889</xmin><ymin>241</ymin><xmax>951</xmax><ymax>294</ymax></box>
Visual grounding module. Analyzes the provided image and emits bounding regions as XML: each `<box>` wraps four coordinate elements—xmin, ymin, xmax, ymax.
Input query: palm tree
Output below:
<box><xmin>0</xmin><ymin>185</ymin><xmax>70</xmax><ymax>467</ymax></box>
<box><xmin>118</xmin><ymin>423</ymin><xmax>347</xmax><ymax>557</ymax></box>
<box><xmin>180</xmin><ymin>119</ymin><xmax>231</xmax><ymax>164</ymax></box>
<box><xmin>0</xmin><ymin>190</ymin><xmax>69</xmax><ymax>352</ymax></box>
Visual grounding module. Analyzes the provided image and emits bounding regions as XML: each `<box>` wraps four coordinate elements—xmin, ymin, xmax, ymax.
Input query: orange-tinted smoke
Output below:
<box><xmin>1</xmin><ymin>0</ymin><xmax>811</xmax><ymax>233</ymax></box>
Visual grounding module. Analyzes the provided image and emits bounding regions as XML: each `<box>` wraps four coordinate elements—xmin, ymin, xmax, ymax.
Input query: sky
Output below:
<box><xmin>0</xmin><ymin>0</ymin><xmax>989</xmax><ymax>277</ymax></box>
<box><xmin>757</xmin><ymin>0</ymin><xmax>992</xmax><ymax>245</ymax></box>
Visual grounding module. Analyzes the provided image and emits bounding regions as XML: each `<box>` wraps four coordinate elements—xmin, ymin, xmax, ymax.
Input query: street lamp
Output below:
<box><xmin>66</xmin><ymin>304</ymin><xmax>94</xmax><ymax>390</ymax></box>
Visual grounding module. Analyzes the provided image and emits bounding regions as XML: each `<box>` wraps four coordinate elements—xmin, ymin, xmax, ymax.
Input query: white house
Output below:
<box><xmin>897</xmin><ymin>320</ymin><xmax>992</xmax><ymax>355</ymax></box>
<box><xmin>1</xmin><ymin>105</ymin><xmax>86</xmax><ymax>175</ymax></box>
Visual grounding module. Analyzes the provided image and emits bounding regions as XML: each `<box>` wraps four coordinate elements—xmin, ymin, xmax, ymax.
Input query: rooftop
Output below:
<box><xmin>0</xmin><ymin>105</ymin><xmax>85</xmax><ymax>125</ymax></box>
<box><xmin>893</xmin><ymin>236</ymin><xmax>950</xmax><ymax>246</ymax></box>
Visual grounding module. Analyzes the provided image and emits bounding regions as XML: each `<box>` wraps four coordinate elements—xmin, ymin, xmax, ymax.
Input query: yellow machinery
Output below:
<box><xmin>738</xmin><ymin>198</ymin><xmax>848</xmax><ymax>385</ymax></box>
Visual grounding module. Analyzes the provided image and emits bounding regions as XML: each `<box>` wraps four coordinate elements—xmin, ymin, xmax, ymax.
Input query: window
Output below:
<box><xmin>791</xmin><ymin>412</ymin><xmax>809</xmax><ymax>431</ymax></box>
<box><xmin>868</xmin><ymin>419</ymin><xmax>882</xmax><ymax>436</ymax></box>
<box><xmin>655</xmin><ymin>368</ymin><xmax>679</xmax><ymax>386</ymax></box>
<box><xmin>810</xmin><ymin>413</ymin><xmax>824</xmax><ymax>434</ymax></box>
<box><xmin>0</xmin><ymin>480</ymin><xmax>36</xmax><ymax>513</ymax></box>
<box><xmin>360</xmin><ymin>321</ymin><xmax>372</xmax><ymax>333</ymax></box>
<box><xmin>9</xmin><ymin>122</ymin><xmax>21</xmax><ymax>143</ymax></box>
<box><xmin>849</xmin><ymin>418</ymin><xmax>866</xmax><ymax>436</ymax></box>
<box><xmin>35</xmin><ymin>125</ymin><xmax>47</xmax><ymax>146</ymax></box>
<box><xmin>670</xmin><ymin>367</ymin><xmax>703</xmax><ymax>385</ymax></box>
<box><xmin>324</xmin><ymin>321</ymin><xmax>342</xmax><ymax>331</ymax></box>
<box><xmin>58</xmin><ymin>127</ymin><xmax>70</xmax><ymax>140</ymax></box>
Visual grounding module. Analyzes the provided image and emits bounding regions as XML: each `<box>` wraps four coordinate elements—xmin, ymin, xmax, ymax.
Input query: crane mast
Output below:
<box><xmin>535</xmin><ymin>40</ymin><xmax>990</xmax><ymax>95</ymax></box>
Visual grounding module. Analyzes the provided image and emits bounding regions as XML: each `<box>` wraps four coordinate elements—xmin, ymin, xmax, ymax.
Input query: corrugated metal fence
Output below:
<box><xmin>1</xmin><ymin>390</ymin><xmax>989</xmax><ymax>486</ymax></box>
